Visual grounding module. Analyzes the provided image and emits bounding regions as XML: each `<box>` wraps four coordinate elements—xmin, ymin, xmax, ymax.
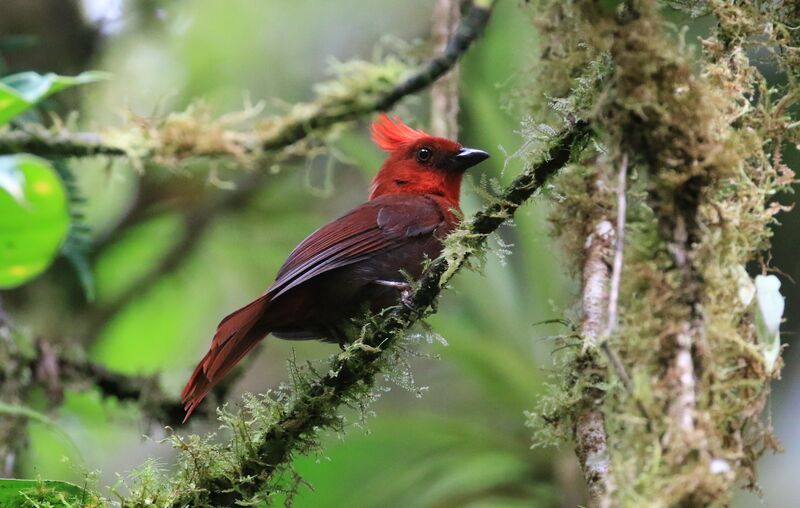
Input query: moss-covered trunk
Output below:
<box><xmin>529</xmin><ymin>0</ymin><xmax>798</xmax><ymax>505</ymax></box>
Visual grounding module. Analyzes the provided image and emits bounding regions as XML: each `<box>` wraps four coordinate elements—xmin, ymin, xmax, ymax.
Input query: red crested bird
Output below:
<box><xmin>181</xmin><ymin>114</ymin><xmax>489</xmax><ymax>421</ymax></box>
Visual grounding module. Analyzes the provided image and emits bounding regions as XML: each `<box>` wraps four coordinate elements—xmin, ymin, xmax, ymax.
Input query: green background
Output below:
<box><xmin>1</xmin><ymin>1</ymin><xmax>797</xmax><ymax>506</ymax></box>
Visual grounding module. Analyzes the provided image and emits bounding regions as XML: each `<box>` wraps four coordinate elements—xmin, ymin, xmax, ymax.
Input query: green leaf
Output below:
<box><xmin>0</xmin><ymin>154</ymin><xmax>70</xmax><ymax>288</ymax></box>
<box><xmin>0</xmin><ymin>478</ymin><xmax>93</xmax><ymax>507</ymax></box>
<box><xmin>0</xmin><ymin>71</ymin><xmax>109</xmax><ymax>125</ymax></box>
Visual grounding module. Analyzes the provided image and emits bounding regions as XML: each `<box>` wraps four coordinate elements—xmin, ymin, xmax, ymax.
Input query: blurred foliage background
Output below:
<box><xmin>0</xmin><ymin>1</ymin><xmax>796</xmax><ymax>506</ymax></box>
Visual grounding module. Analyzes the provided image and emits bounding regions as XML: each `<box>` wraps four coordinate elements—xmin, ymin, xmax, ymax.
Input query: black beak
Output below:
<box><xmin>446</xmin><ymin>147</ymin><xmax>490</xmax><ymax>172</ymax></box>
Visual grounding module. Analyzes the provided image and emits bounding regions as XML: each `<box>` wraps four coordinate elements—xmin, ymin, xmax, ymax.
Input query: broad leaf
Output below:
<box><xmin>0</xmin><ymin>71</ymin><xmax>108</xmax><ymax>125</ymax></box>
<box><xmin>0</xmin><ymin>155</ymin><xmax>70</xmax><ymax>288</ymax></box>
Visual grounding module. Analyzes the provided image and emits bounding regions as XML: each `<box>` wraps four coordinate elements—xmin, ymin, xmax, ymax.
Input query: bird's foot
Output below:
<box><xmin>374</xmin><ymin>280</ymin><xmax>414</xmax><ymax>309</ymax></box>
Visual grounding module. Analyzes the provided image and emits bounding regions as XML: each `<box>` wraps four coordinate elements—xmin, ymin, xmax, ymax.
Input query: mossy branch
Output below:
<box><xmin>144</xmin><ymin>120</ymin><xmax>591</xmax><ymax>508</ymax></box>
<box><xmin>0</xmin><ymin>130</ymin><xmax>126</xmax><ymax>158</ymax></box>
<box><xmin>536</xmin><ymin>0</ymin><xmax>798</xmax><ymax>505</ymax></box>
<box><xmin>0</xmin><ymin>1</ymin><xmax>495</xmax><ymax>161</ymax></box>
<box><xmin>0</xmin><ymin>301</ymin><xmax>226</xmax><ymax>430</ymax></box>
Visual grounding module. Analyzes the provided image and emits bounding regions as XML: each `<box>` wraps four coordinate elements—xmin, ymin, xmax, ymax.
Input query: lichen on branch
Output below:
<box><xmin>0</xmin><ymin>1</ymin><xmax>496</xmax><ymax>167</ymax></box>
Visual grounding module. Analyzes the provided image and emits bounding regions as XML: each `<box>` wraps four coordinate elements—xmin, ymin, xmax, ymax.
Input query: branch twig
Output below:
<box><xmin>0</xmin><ymin>2</ymin><xmax>495</xmax><ymax>160</ymax></box>
<box><xmin>2</xmin><ymin>298</ymin><xmax>246</xmax><ymax>435</ymax></box>
<box><xmin>44</xmin><ymin>341</ymin><xmax>255</xmax><ymax>427</ymax></box>
<box><xmin>598</xmin><ymin>155</ymin><xmax>634</xmax><ymax>395</ymax></box>
<box><xmin>83</xmin><ymin>171</ymin><xmax>268</xmax><ymax>339</ymax></box>
<box><xmin>605</xmin><ymin>154</ymin><xmax>627</xmax><ymax>336</ymax></box>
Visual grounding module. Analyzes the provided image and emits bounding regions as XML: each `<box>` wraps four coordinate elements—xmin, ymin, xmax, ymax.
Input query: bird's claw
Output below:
<box><xmin>400</xmin><ymin>289</ymin><xmax>413</xmax><ymax>309</ymax></box>
<box><xmin>375</xmin><ymin>280</ymin><xmax>414</xmax><ymax>309</ymax></box>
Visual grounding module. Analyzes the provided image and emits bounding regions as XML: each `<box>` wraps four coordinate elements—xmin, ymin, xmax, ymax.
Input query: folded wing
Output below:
<box><xmin>181</xmin><ymin>193</ymin><xmax>446</xmax><ymax>420</ymax></box>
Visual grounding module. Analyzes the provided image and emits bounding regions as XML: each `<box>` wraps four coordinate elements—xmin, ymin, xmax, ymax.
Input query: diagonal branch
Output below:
<box><xmin>83</xmin><ymin>171</ymin><xmax>268</xmax><ymax>339</ymax></box>
<box><xmin>36</xmin><ymin>339</ymin><xmax>253</xmax><ymax>427</ymax></box>
<box><xmin>1</xmin><ymin>302</ymin><xmax>235</xmax><ymax>430</ymax></box>
<box><xmin>163</xmin><ymin>120</ymin><xmax>592</xmax><ymax>507</ymax></box>
<box><xmin>0</xmin><ymin>1</ymin><xmax>496</xmax><ymax>160</ymax></box>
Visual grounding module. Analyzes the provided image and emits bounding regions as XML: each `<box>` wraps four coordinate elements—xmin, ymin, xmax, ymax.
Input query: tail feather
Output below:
<box><xmin>181</xmin><ymin>293</ymin><xmax>272</xmax><ymax>422</ymax></box>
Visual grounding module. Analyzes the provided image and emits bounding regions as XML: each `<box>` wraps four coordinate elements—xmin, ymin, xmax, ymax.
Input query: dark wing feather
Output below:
<box><xmin>181</xmin><ymin>194</ymin><xmax>447</xmax><ymax>421</ymax></box>
<box><xmin>269</xmin><ymin>194</ymin><xmax>445</xmax><ymax>299</ymax></box>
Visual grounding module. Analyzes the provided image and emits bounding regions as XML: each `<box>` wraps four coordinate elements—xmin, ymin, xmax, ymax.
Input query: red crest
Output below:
<box><xmin>370</xmin><ymin>113</ymin><xmax>430</xmax><ymax>152</ymax></box>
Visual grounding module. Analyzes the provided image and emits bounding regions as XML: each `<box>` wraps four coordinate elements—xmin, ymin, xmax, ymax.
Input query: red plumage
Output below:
<box><xmin>181</xmin><ymin>115</ymin><xmax>489</xmax><ymax>421</ymax></box>
<box><xmin>370</xmin><ymin>113</ymin><xmax>430</xmax><ymax>152</ymax></box>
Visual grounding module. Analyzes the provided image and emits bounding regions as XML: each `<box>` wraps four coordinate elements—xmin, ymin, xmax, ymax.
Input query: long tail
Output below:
<box><xmin>181</xmin><ymin>293</ymin><xmax>272</xmax><ymax>422</ymax></box>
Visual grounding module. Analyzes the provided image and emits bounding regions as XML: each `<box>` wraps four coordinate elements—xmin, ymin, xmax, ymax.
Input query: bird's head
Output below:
<box><xmin>368</xmin><ymin>114</ymin><xmax>489</xmax><ymax>204</ymax></box>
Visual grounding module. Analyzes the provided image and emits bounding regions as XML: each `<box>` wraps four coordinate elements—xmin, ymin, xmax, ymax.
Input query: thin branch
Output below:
<box><xmin>1</xmin><ymin>298</ymin><xmax>244</xmax><ymax>433</ymax></box>
<box><xmin>165</xmin><ymin>121</ymin><xmax>592</xmax><ymax>508</ymax></box>
<box><xmin>41</xmin><ymin>340</ymin><xmax>256</xmax><ymax>427</ymax></box>
<box><xmin>83</xmin><ymin>171</ymin><xmax>268</xmax><ymax>339</ymax></box>
<box><xmin>575</xmin><ymin>217</ymin><xmax>615</xmax><ymax>508</ymax></box>
<box><xmin>35</xmin><ymin>341</ymin><xmax>186</xmax><ymax>426</ymax></box>
<box><xmin>605</xmin><ymin>153</ymin><xmax>627</xmax><ymax>336</ymax></box>
<box><xmin>430</xmin><ymin>0</ymin><xmax>462</xmax><ymax>139</ymax></box>
<box><xmin>0</xmin><ymin>1</ymin><xmax>496</xmax><ymax>159</ymax></box>
<box><xmin>2</xmin><ymin>323</ymin><xmax>245</xmax><ymax>430</ymax></box>
<box><xmin>574</xmin><ymin>155</ymin><xmax>629</xmax><ymax>507</ymax></box>
<box><xmin>598</xmin><ymin>155</ymin><xmax>634</xmax><ymax>395</ymax></box>
<box><xmin>580</xmin><ymin>220</ymin><xmax>613</xmax><ymax>350</ymax></box>
<box><xmin>0</xmin><ymin>130</ymin><xmax>126</xmax><ymax>158</ymax></box>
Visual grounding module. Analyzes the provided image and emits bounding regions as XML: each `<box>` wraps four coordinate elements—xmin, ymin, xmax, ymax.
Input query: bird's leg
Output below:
<box><xmin>374</xmin><ymin>280</ymin><xmax>413</xmax><ymax>308</ymax></box>
<box><xmin>324</xmin><ymin>323</ymin><xmax>348</xmax><ymax>349</ymax></box>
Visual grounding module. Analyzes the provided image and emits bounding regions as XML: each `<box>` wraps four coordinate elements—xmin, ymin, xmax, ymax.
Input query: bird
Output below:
<box><xmin>181</xmin><ymin>114</ymin><xmax>489</xmax><ymax>421</ymax></box>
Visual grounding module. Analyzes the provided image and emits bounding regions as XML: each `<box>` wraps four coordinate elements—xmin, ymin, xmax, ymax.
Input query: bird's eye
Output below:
<box><xmin>416</xmin><ymin>147</ymin><xmax>432</xmax><ymax>163</ymax></box>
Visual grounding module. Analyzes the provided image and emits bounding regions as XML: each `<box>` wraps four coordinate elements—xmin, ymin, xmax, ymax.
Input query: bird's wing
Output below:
<box><xmin>269</xmin><ymin>193</ymin><xmax>446</xmax><ymax>299</ymax></box>
<box><xmin>181</xmin><ymin>194</ymin><xmax>448</xmax><ymax>420</ymax></box>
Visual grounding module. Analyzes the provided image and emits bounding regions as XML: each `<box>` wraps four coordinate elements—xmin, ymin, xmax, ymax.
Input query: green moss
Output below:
<box><xmin>99</xmin><ymin>56</ymin><xmax>413</xmax><ymax>173</ymax></box>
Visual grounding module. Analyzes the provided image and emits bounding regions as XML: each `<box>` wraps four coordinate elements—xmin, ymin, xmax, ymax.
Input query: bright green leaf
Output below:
<box><xmin>0</xmin><ymin>71</ymin><xmax>109</xmax><ymax>125</ymax></box>
<box><xmin>0</xmin><ymin>154</ymin><xmax>70</xmax><ymax>288</ymax></box>
<box><xmin>0</xmin><ymin>478</ymin><xmax>93</xmax><ymax>507</ymax></box>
